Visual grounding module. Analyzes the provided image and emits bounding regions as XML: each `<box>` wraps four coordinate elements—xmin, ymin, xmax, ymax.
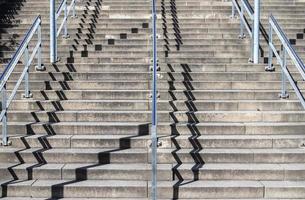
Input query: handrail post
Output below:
<box><xmin>231</xmin><ymin>0</ymin><xmax>236</xmax><ymax>18</ymax></box>
<box><xmin>253</xmin><ymin>0</ymin><xmax>260</xmax><ymax>64</ymax></box>
<box><xmin>72</xmin><ymin>0</ymin><xmax>77</xmax><ymax>18</ymax></box>
<box><xmin>151</xmin><ymin>0</ymin><xmax>158</xmax><ymax>199</ymax></box>
<box><xmin>1</xmin><ymin>85</ymin><xmax>8</xmax><ymax>146</ymax></box>
<box><xmin>280</xmin><ymin>48</ymin><xmax>289</xmax><ymax>99</ymax></box>
<box><xmin>36</xmin><ymin>19</ymin><xmax>45</xmax><ymax>71</ymax></box>
<box><xmin>250</xmin><ymin>22</ymin><xmax>254</xmax><ymax>62</ymax></box>
<box><xmin>239</xmin><ymin>3</ymin><xmax>245</xmax><ymax>38</ymax></box>
<box><xmin>63</xmin><ymin>0</ymin><xmax>70</xmax><ymax>38</ymax></box>
<box><xmin>50</xmin><ymin>0</ymin><xmax>57</xmax><ymax>63</ymax></box>
<box><xmin>266</xmin><ymin>19</ymin><xmax>275</xmax><ymax>71</ymax></box>
<box><xmin>23</xmin><ymin>46</ymin><xmax>32</xmax><ymax>98</ymax></box>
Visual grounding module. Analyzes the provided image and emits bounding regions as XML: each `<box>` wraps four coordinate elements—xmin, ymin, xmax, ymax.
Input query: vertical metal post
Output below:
<box><xmin>1</xmin><ymin>85</ymin><xmax>7</xmax><ymax>146</ymax></box>
<box><xmin>250</xmin><ymin>22</ymin><xmax>254</xmax><ymax>62</ymax></box>
<box><xmin>280</xmin><ymin>48</ymin><xmax>289</xmax><ymax>98</ymax></box>
<box><xmin>72</xmin><ymin>0</ymin><xmax>76</xmax><ymax>18</ymax></box>
<box><xmin>36</xmin><ymin>19</ymin><xmax>45</xmax><ymax>71</ymax></box>
<box><xmin>151</xmin><ymin>0</ymin><xmax>158</xmax><ymax>199</ymax></box>
<box><xmin>266</xmin><ymin>20</ymin><xmax>274</xmax><ymax>71</ymax></box>
<box><xmin>37</xmin><ymin>22</ymin><xmax>42</xmax><ymax>68</ymax></box>
<box><xmin>63</xmin><ymin>0</ymin><xmax>69</xmax><ymax>38</ymax></box>
<box><xmin>253</xmin><ymin>0</ymin><xmax>260</xmax><ymax>64</ymax></box>
<box><xmin>24</xmin><ymin>46</ymin><xmax>31</xmax><ymax>98</ymax></box>
<box><xmin>231</xmin><ymin>0</ymin><xmax>236</xmax><ymax>18</ymax></box>
<box><xmin>239</xmin><ymin>3</ymin><xmax>244</xmax><ymax>38</ymax></box>
<box><xmin>50</xmin><ymin>0</ymin><xmax>57</xmax><ymax>63</ymax></box>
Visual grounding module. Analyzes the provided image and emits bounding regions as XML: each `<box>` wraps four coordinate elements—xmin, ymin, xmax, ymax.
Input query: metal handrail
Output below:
<box><xmin>267</xmin><ymin>14</ymin><xmax>305</xmax><ymax>108</ymax></box>
<box><xmin>232</xmin><ymin>0</ymin><xmax>260</xmax><ymax>63</ymax></box>
<box><xmin>0</xmin><ymin>15</ymin><xmax>43</xmax><ymax>146</ymax></box>
<box><xmin>232</xmin><ymin>0</ymin><xmax>254</xmax><ymax>38</ymax></box>
<box><xmin>150</xmin><ymin>0</ymin><xmax>158</xmax><ymax>199</ymax></box>
<box><xmin>50</xmin><ymin>0</ymin><xmax>77</xmax><ymax>63</ymax></box>
<box><xmin>56</xmin><ymin>0</ymin><xmax>76</xmax><ymax>37</ymax></box>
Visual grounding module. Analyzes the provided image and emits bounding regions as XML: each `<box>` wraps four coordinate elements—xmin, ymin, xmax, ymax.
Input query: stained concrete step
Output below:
<box><xmin>1</xmin><ymin>63</ymin><xmax>271</xmax><ymax>73</ymax></box>
<box><xmin>8</xmin><ymin>99</ymin><xmax>304</xmax><ymax>112</ymax></box>
<box><xmin>156</xmin><ymin>180</ymin><xmax>305</xmax><ymax>199</ymax></box>
<box><xmin>0</xmin><ymin>163</ymin><xmax>172</xmax><ymax>181</ymax></box>
<box><xmin>3</xmin><ymin>121</ymin><xmax>305</xmax><ymax>135</ymax></box>
<box><xmin>7</xmin><ymin>134</ymin><xmax>153</xmax><ymax>149</ymax></box>
<box><xmin>6</xmin><ymin>134</ymin><xmax>305</xmax><ymax>149</ymax></box>
<box><xmin>1</xmin><ymin>199</ymin><xmax>304</xmax><ymax>200</ymax></box>
<box><xmin>5</xmin><ymin>81</ymin><xmax>305</xmax><ymax>91</ymax></box>
<box><xmin>159</xmin><ymin>122</ymin><xmax>305</xmax><ymax>135</ymax></box>
<box><xmin>1</xmin><ymin>121</ymin><xmax>150</xmax><ymax>135</ymax></box>
<box><xmin>156</xmin><ymin>148</ymin><xmax>305</xmax><ymax>164</ymax></box>
<box><xmin>5</xmin><ymin>89</ymin><xmax>305</xmax><ymax>101</ymax></box>
<box><xmin>8</xmin><ymin>72</ymin><xmax>303</xmax><ymax>82</ymax></box>
<box><xmin>0</xmin><ymin>147</ymin><xmax>148</xmax><ymax>164</ymax></box>
<box><xmin>1</xmin><ymin>162</ymin><xmax>305</xmax><ymax>182</ymax></box>
<box><xmin>0</xmin><ymin>179</ymin><xmax>148</xmax><ymax>198</ymax></box>
<box><xmin>6</xmin><ymin>110</ymin><xmax>305</xmax><ymax>123</ymax></box>
<box><xmin>1</xmin><ymin>147</ymin><xmax>305</xmax><ymax>164</ymax></box>
<box><xmin>173</xmin><ymin>134</ymin><xmax>305</xmax><ymax>149</ymax></box>
<box><xmin>2</xmin><ymin>179</ymin><xmax>305</xmax><ymax>198</ymax></box>
<box><xmin>176</xmin><ymin>163</ymin><xmax>305</xmax><ymax>181</ymax></box>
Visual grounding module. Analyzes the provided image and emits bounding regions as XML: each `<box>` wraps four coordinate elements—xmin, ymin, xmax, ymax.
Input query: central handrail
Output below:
<box><xmin>0</xmin><ymin>15</ymin><xmax>43</xmax><ymax>146</ymax></box>
<box><xmin>267</xmin><ymin>14</ymin><xmax>305</xmax><ymax>108</ymax></box>
<box><xmin>150</xmin><ymin>0</ymin><xmax>158</xmax><ymax>199</ymax></box>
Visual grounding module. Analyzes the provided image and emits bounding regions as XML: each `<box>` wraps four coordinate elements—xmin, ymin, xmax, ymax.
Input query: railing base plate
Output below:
<box><xmin>22</xmin><ymin>93</ymin><xmax>33</xmax><ymax>99</ymax></box>
<box><xmin>35</xmin><ymin>64</ymin><xmax>46</xmax><ymax>71</ymax></box>
<box><xmin>62</xmin><ymin>34</ymin><xmax>70</xmax><ymax>39</ymax></box>
<box><xmin>0</xmin><ymin>140</ymin><xmax>12</xmax><ymax>146</ymax></box>
<box><xmin>265</xmin><ymin>65</ymin><xmax>275</xmax><ymax>72</ymax></box>
<box><xmin>279</xmin><ymin>93</ymin><xmax>289</xmax><ymax>99</ymax></box>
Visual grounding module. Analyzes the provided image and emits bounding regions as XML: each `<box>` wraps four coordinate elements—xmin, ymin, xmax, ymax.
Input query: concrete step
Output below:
<box><xmin>2</xmin><ymin>179</ymin><xmax>305</xmax><ymax>198</ymax></box>
<box><xmin>5</xmin><ymin>81</ymin><xmax>305</xmax><ymax>91</ymax></box>
<box><xmin>5</xmin><ymin>134</ymin><xmax>305</xmax><ymax>149</ymax></box>
<box><xmin>8</xmin><ymin>99</ymin><xmax>304</xmax><ymax>111</ymax></box>
<box><xmin>1</xmin><ymin>63</ymin><xmax>271</xmax><ymax>73</ymax></box>
<box><xmin>0</xmin><ymin>163</ymin><xmax>172</xmax><ymax>181</ymax></box>
<box><xmin>8</xmin><ymin>72</ymin><xmax>302</xmax><ymax>82</ymax></box>
<box><xmin>5</xmin><ymin>89</ymin><xmax>305</xmax><ymax>101</ymax></box>
<box><xmin>156</xmin><ymin>180</ymin><xmax>305</xmax><ymax>199</ymax></box>
<box><xmin>5</xmin><ymin>110</ymin><xmax>305</xmax><ymax>123</ymax></box>
<box><xmin>1</xmin><ymin>179</ymin><xmax>147</xmax><ymax>198</ymax></box>
<box><xmin>1</xmin><ymin>146</ymin><xmax>305</xmax><ymax>164</ymax></box>
<box><xmin>1</xmin><ymin>163</ymin><xmax>305</xmax><ymax>183</ymax></box>
<box><xmin>0</xmin><ymin>147</ymin><xmax>148</xmax><ymax>164</ymax></box>
<box><xmin>157</xmin><ymin>148</ymin><xmax>305</xmax><ymax>164</ymax></box>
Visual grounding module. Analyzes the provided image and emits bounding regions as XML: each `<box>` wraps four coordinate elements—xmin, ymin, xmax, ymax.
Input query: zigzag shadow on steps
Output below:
<box><xmin>162</xmin><ymin>1</ymin><xmax>204</xmax><ymax>198</ymax></box>
<box><xmin>1</xmin><ymin>127</ymin><xmax>52</xmax><ymax>197</ymax></box>
<box><xmin>169</xmin><ymin>63</ymin><xmax>205</xmax><ymax>200</ymax></box>
<box><xmin>45</xmin><ymin>124</ymin><xmax>149</xmax><ymax>200</ymax></box>
<box><xmin>0</xmin><ymin>0</ymin><xmax>25</xmax><ymax>64</ymax></box>
<box><xmin>68</xmin><ymin>0</ymin><xmax>102</xmax><ymax>61</ymax></box>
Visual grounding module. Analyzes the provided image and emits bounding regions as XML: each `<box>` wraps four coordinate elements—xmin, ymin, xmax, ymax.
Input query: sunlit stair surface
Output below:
<box><xmin>0</xmin><ymin>0</ymin><xmax>305</xmax><ymax>199</ymax></box>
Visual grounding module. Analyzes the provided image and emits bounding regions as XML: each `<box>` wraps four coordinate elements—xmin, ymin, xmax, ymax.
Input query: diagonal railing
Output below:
<box><xmin>0</xmin><ymin>16</ymin><xmax>44</xmax><ymax>146</ymax></box>
<box><xmin>267</xmin><ymin>14</ymin><xmax>305</xmax><ymax>108</ymax></box>
<box><xmin>50</xmin><ymin>0</ymin><xmax>77</xmax><ymax>63</ymax></box>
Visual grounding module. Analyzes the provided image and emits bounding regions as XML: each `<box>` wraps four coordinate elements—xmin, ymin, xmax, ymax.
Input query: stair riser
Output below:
<box><xmin>7</xmin><ymin>136</ymin><xmax>305</xmax><ymax>149</ymax></box>
<box><xmin>8</xmin><ymin>101</ymin><xmax>304</xmax><ymax>112</ymax></box>
<box><xmin>3</xmin><ymin>123</ymin><xmax>305</xmax><ymax>135</ymax></box>
<box><xmin>6</xmin><ymin>112</ymin><xmax>305</xmax><ymax>123</ymax></box>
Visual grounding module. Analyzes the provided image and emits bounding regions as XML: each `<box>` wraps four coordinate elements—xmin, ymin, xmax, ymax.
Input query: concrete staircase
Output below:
<box><xmin>0</xmin><ymin>0</ymin><xmax>305</xmax><ymax>199</ymax></box>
